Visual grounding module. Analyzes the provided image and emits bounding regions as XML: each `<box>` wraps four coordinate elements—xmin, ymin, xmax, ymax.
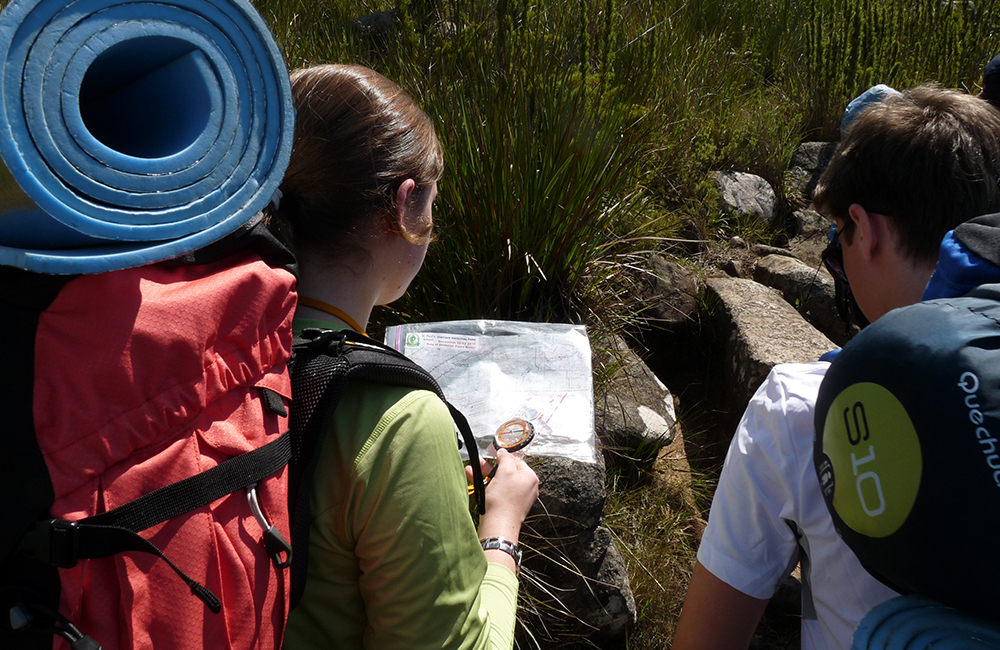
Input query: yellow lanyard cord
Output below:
<box><xmin>298</xmin><ymin>296</ymin><xmax>368</xmax><ymax>337</ymax></box>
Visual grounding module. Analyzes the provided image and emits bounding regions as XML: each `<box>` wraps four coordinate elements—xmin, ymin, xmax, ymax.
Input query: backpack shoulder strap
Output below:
<box><xmin>287</xmin><ymin>328</ymin><xmax>484</xmax><ymax>609</ymax></box>
<box><xmin>0</xmin><ymin>267</ymin><xmax>74</xmax><ymax>650</ymax></box>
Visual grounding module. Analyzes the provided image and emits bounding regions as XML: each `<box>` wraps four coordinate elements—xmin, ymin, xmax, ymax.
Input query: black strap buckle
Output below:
<box><xmin>18</xmin><ymin>519</ymin><xmax>80</xmax><ymax>568</ymax></box>
<box><xmin>299</xmin><ymin>328</ymin><xmax>347</xmax><ymax>348</ymax></box>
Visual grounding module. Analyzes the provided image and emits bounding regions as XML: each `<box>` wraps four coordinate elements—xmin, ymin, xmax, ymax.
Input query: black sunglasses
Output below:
<box><xmin>821</xmin><ymin>222</ymin><xmax>854</xmax><ymax>284</ymax></box>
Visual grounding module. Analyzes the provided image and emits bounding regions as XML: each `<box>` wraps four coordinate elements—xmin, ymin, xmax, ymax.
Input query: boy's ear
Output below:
<box><xmin>848</xmin><ymin>203</ymin><xmax>878</xmax><ymax>261</ymax></box>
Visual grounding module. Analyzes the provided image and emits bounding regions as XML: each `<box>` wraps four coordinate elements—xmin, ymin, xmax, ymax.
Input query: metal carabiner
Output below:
<box><xmin>247</xmin><ymin>484</ymin><xmax>293</xmax><ymax>569</ymax></box>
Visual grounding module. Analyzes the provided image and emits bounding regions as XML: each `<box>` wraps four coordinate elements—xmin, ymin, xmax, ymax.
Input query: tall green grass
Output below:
<box><xmin>410</xmin><ymin>36</ymin><xmax>655</xmax><ymax>322</ymax></box>
<box><xmin>256</xmin><ymin>0</ymin><xmax>1000</xmax><ymax>326</ymax></box>
<box><xmin>799</xmin><ymin>0</ymin><xmax>1000</xmax><ymax>132</ymax></box>
<box><xmin>259</xmin><ymin>0</ymin><xmax>663</xmax><ymax>325</ymax></box>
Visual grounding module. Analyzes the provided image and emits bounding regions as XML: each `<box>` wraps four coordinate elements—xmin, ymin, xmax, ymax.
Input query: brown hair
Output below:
<box><xmin>813</xmin><ymin>84</ymin><xmax>1000</xmax><ymax>262</ymax></box>
<box><xmin>269</xmin><ymin>64</ymin><xmax>443</xmax><ymax>260</ymax></box>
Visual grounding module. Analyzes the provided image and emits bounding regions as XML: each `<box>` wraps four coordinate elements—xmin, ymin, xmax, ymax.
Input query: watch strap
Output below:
<box><xmin>480</xmin><ymin>535</ymin><xmax>522</xmax><ymax>571</ymax></box>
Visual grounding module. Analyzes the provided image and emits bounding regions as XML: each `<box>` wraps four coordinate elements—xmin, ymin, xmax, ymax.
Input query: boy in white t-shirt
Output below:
<box><xmin>672</xmin><ymin>85</ymin><xmax>1000</xmax><ymax>650</ymax></box>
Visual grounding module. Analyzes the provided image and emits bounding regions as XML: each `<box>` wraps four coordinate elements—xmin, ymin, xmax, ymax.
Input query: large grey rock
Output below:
<box><xmin>595</xmin><ymin>335</ymin><xmax>677</xmax><ymax>469</ymax></box>
<box><xmin>530</xmin><ymin>455</ymin><xmax>606</xmax><ymax>531</ymax></box>
<box><xmin>751</xmin><ymin>244</ymin><xmax>796</xmax><ymax>259</ymax></box>
<box><xmin>705</xmin><ymin>277</ymin><xmax>837</xmax><ymax>425</ymax></box>
<box><xmin>635</xmin><ymin>254</ymin><xmax>701</xmax><ymax>327</ymax></box>
<box><xmin>792</xmin><ymin>207</ymin><xmax>829</xmax><ymax>239</ymax></box>
<box><xmin>587</xmin><ymin>537</ymin><xmax>636</xmax><ymax>638</ymax></box>
<box><xmin>789</xmin><ymin>208</ymin><xmax>830</xmax><ymax>269</ymax></box>
<box><xmin>711</xmin><ymin>171</ymin><xmax>777</xmax><ymax>225</ymax></box>
<box><xmin>520</xmin><ymin>454</ymin><xmax>637</xmax><ymax>644</ymax></box>
<box><xmin>753</xmin><ymin>253</ymin><xmax>833</xmax><ymax>300</ymax></box>
<box><xmin>785</xmin><ymin>141</ymin><xmax>837</xmax><ymax>205</ymax></box>
<box><xmin>518</xmin><ymin>523</ymin><xmax>636</xmax><ymax>646</ymax></box>
<box><xmin>753</xmin><ymin>254</ymin><xmax>849</xmax><ymax>345</ymax></box>
<box><xmin>791</xmin><ymin>141</ymin><xmax>838</xmax><ymax>171</ymax></box>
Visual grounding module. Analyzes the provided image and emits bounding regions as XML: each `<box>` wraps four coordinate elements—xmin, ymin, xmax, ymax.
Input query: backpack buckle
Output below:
<box><xmin>299</xmin><ymin>328</ymin><xmax>348</xmax><ymax>350</ymax></box>
<box><xmin>18</xmin><ymin>519</ymin><xmax>80</xmax><ymax>568</ymax></box>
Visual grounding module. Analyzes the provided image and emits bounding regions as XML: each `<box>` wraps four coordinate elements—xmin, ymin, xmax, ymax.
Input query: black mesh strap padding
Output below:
<box><xmin>287</xmin><ymin>329</ymin><xmax>484</xmax><ymax>609</ymax></box>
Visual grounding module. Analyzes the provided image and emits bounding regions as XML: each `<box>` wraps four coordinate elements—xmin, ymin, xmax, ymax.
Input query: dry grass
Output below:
<box><xmin>603</xmin><ymin>427</ymin><xmax>709</xmax><ymax>649</ymax></box>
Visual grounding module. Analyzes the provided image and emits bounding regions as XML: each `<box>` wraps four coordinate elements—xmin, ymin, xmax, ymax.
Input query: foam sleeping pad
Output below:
<box><xmin>0</xmin><ymin>0</ymin><xmax>294</xmax><ymax>274</ymax></box>
<box><xmin>852</xmin><ymin>596</ymin><xmax>1000</xmax><ymax>650</ymax></box>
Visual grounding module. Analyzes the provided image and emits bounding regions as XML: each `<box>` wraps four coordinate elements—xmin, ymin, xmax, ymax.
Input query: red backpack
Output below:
<box><xmin>0</xmin><ymin>0</ymin><xmax>296</xmax><ymax>643</ymax></box>
<box><xmin>0</xmin><ymin>223</ymin><xmax>297</xmax><ymax>650</ymax></box>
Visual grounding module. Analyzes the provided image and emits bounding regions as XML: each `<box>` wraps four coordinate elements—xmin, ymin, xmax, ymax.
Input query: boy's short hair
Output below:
<box><xmin>813</xmin><ymin>84</ymin><xmax>1000</xmax><ymax>262</ymax></box>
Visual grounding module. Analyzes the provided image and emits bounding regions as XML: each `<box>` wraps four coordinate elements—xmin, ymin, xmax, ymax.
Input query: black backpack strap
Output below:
<box><xmin>15</xmin><ymin>430</ymin><xmax>293</xmax><ymax>614</ymax></box>
<box><xmin>164</xmin><ymin>214</ymin><xmax>298</xmax><ymax>277</ymax></box>
<box><xmin>0</xmin><ymin>268</ymin><xmax>75</xmax><ymax>650</ymax></box>
<box><xmin>287</xmin><ymin>328</ymin><xmax>485</xmax><ymax>609</ymax></box>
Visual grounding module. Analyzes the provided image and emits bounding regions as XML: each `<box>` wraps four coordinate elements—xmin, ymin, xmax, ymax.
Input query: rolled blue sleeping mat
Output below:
<box><xmin>853</xmin><ymin>596</ymin><xmax>1000</xmax><ymax>650</ymax></box>
<box><xmin>0</xmin><ymin>0</ymin><xmax>294</xmax><ymax>274</ymax></box>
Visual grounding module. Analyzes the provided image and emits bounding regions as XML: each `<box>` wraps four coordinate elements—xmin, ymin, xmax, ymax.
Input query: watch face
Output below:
<box><xmin>494</xmin><ymin>419</ymin><xmax>535</xmax><ymax>452</ymax></box>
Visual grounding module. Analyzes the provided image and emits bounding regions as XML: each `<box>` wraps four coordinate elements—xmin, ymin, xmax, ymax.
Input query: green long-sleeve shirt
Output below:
<box><xmin>284</xmin><ymin>318</ymin><xmax>518</xmax><ymax>650</ymax></box>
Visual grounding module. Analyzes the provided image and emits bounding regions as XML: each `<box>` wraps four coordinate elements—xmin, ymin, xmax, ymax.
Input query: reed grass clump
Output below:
<box><xmin>800</xmin><ymin>0</ymin><xmax>1000</xmax><ymax>134</ymax></box>
<box><xmin>257</xmin><ymin>0</ymin><xmax>1000</xmax><ymax>325</ymax></box>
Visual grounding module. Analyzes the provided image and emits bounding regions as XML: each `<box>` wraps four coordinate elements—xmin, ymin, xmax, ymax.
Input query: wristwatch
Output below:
<box><xmin>480</xmin><ymin>536</ymin><xmax>522</xmax><ymax>572</ymax></box>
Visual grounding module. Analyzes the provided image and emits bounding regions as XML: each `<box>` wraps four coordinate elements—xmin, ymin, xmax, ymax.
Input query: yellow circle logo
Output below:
<box><xmin>821</xmin><ymin>382</ymin><xmax>922</xmax><ymax>538</ymax></box>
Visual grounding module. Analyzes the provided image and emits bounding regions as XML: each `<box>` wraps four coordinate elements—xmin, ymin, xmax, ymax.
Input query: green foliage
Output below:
<box><xmin>404</xmin><ymin>64</ymin><xmax>654</xmax><ymax>322</ymax></box>
<box><xmin>255</xmin><ymin>0</ymin><xmax>1000</xmax><ymax>327</ymax></box>
<box><xmin>264</xmin><ymin>0</ymin><xmax>659</xmax><ymax>324</ymax></box>
<box><xmin>800</xmin><ymin>0</ymin><xmax>1000</xmax><ymax>134</ymax></box>
<box><xmin>604</xmin><ymin>461</ymin><xmax>712</xmax><ymax>649</ymax></box>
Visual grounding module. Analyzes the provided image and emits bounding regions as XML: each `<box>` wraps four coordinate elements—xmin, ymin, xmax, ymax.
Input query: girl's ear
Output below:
<box><xmin>394</xmin><ymin>178</ymin><xmax>433</xmax><ymax>243</ymax></box>
<box><xmin>395</xmin><ymin>179</ymin><xmax>417</xmax><ymax>230</ymax></box>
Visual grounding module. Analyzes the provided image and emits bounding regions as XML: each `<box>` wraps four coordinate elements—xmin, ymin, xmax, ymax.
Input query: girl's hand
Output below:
<box><xmin>468</xmin><ymin>448</ymin><xmax>539</xmax><ymax>543</ymax></box>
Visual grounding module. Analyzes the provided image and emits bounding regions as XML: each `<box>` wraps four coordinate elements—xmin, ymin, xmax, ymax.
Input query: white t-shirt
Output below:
<box><xmin>697</xmin><ymin>362</ymin><xmax>898</xmax><ymax>650</ymax></box>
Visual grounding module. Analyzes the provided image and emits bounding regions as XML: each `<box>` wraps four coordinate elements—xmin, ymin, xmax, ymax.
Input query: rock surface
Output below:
<box><xmin>704</xmin><ymin>276</ymin><xmax>838</xmax><ymax>430</ymax></box>
<box><xmin>520</xmin><ymin>453</ymin><xmax>637</xmax><ymax>645</ymax></box>
<box><xmin>789</xmin><ymin>207</ymin><xmax>830</xmax><ymax>269</ymax></box>
<box><xmin>595</xmin><ymin>334</ymin><xmax>677</xmax><ymax>469</ymax></box>
<box><xmin>711</xmin><ymin>170</ymin><xmax>778</xmax><ymax>225</ymax></box>
<box><xmin>753</xmin><ymin>253</ymin><xmax>849</xmax><ymax>345</ymax></box>
<box><xmin>636</xmin><ymin>254</ymin><xmax>701</xmax><ymax>327</ymax></box>
<box><xmin>785</xmin><ymin>141</ymin><xmax>838</xmax><ymax>205</ymax></box>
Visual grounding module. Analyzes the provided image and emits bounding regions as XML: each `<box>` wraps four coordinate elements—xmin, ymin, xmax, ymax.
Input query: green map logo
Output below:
<box><xmin>406</xmin><ymin>333</ymin><xmax>420</xmax><ymax>347</ymax></box>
